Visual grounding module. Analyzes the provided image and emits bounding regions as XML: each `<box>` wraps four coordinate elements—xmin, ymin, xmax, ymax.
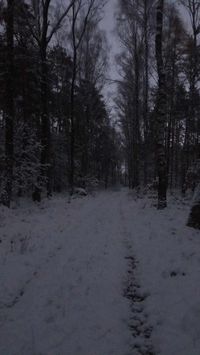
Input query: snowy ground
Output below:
<box><xmin>0</xmin><ymin>188</ymin><xmax>200</xmax><ymax>355</ymax></box>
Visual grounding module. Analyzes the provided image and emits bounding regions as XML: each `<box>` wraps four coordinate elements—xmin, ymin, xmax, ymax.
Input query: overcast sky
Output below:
<box><xmin>100</xmin><ymin>0</ymin><xmax>121</xmax><ymax>112</ymax></box>
<box><xmin>100</xmin><ymin>0</ymin><xmax>120</xmax><ymax>75</ymax></box>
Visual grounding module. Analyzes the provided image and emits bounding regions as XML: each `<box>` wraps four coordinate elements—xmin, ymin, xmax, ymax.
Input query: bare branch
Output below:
<box><xmin>47</xmin><ymin>0</ymin><xmax>75</xmax><ymax>44</ymax></box>
<box><xmin>76</xmin><ymin>0</ymin><xmax>96</xmax><ymax>49</ymax></box>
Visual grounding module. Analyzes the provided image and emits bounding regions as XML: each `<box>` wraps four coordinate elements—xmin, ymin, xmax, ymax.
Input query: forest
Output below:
<box><xmin>0</xmin><ymin>0</ymin><xmax>200</xmax><ymax>220</ymax></box>
<box><xmin>0</xmin><ymin>1</ymin><xmax>200</xmax><ymax>355</ymax></box>
<box><xmin>0</xmin><ymin>0</ymin><xmax>121</xmax><ymax>204</ymax></box>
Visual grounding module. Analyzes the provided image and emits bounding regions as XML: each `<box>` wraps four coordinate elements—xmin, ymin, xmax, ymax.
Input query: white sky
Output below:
<box><xmin>100</xmin><ymin>0</ymin><xmax>121</xmax><ymax>76</ymax></box>
<box><xmin>100</xmin><ymin>0</ymin><xmax>120</xmax><ymax>113</ymax></box>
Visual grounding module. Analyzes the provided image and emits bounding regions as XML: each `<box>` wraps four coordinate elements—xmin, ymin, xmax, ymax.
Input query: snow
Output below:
<box><xmin>74</xmin><ymin>187</ymin><xmax>88</xmax><ymax>196</ymax></box>
<box><xmin>0</xmin><ymin>188</ymin><xmax>200</xmax><ymax>355</ymax></box>
<box><xmin>122</xmin><ymin>191</ymin><xmax>200</xmax><ymax>354</ymax></box>
<box><xmin>0</xmin><ymin>192</ymin><xmax>131</xmax><ymax>355</ymax></box>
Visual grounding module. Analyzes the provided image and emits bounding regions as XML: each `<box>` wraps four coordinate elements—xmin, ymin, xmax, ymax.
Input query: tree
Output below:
<box><xmin>0</xmin><ymin>0</ymin><xmax>119</xmax><ymax>204</ymax></box>
<box><xmin>77</xmin><ymin>17</ymin><xmax>109</xmax><ymax>177</ymax></box>
<box><xmin>1</xmin><ymin>0</ymin><xmax>15</xmax><ymax>207</ymax></box>
<box><xmin>115</xmin><ymin>0</ymin><xmax>155</xmax><ymax>188</ymax></box>
<box><xmin>67</xmin><ymin>0</ymin><xmax>105</xmax><ymax>194</ymax></box>
<box><xmin>24</xmin><ymin>0</ymin><xmax>75</xmax><ymax>197</ymax></box>
<box><xmin>155</xmin><ymin>0</ymin><xmax>167</xmax><ymax>208</ymax></box>
<box><xmin>181</xmin><ymin>0</ymin><xmax>200</xmax><ymax>186</ymax></box>
<box><xmin>163</xmin><ymin>5</ymin><xmax>186</xmax><ymax>189</ymax></box>
<box><xmin>115</xmin><ymin>0</ymin><xmax>143</xmax><ymax>188</ymax></box>
<box><xmin>143</xmin><ymin>0</ymin><xmax>151</xmax><ymax>185</ymax></box>
<box><xmin>187</xmin><ymin>175</ymin><xmax>200</xmax><ymax>229</ymax></box>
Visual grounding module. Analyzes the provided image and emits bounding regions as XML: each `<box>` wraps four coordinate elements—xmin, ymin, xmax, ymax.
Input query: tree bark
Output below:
<box><xmin>40</xmin><ymin>44</ymin><xmax>51</xmax><ymax>196</ymax></box>
<box><xmin>134</xmin><ymin>38</ymin><xmax>140</xmax><ymax>187</ymax></box>
<box><xmin>143</xmin><ymin>0</ymin><xmax>149</xmax><ymax>186</ymax></box>
<box><xmin>40</xmin><ymin>1</ymin><xmax>52</xmax><ymax>197</ymax></box>
<box><xmin>69</xmin><ymin>49</ymin><xmax>76</xmax><ymax>195</ymax></box>
<box><xmin>155</xmin><ymin>0</ymin><xmax>167</xmax><ymax>209</ymax></box>
<box><xmin>2</xmin><ymin>0</ymin><xmax>14</xmax><ymax>207</ymax></box>
<box><xmin>187</xmin><ymin>183</ymin><xmax>200</xmax><ymax>229</ymax></box>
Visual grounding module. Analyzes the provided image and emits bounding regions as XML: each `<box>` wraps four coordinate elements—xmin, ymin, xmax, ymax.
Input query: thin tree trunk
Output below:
<box><xmin>69</xmin><ymin>50</ymin><xmax>76</xmax><ymax>195</ymax></box>
<box><xmin>134</xmin><ymin>41</ymin><xmax>140</xmax><ymax>187</ymax></box>
<box><xmin>143</xmin><ymin>0</ymin><xmax>149</xmax><ymax>186</ymax></box>
<box><xmin>155</xmin><ymin>0</ymin><xmax>167</xmax><ymax>209</ymax></box>
<box><xmin>2</xmin><ymin>0</ymin><xmax>14</xmax><ymax>207</ymax></box>
<box><xmin>40</xmin><ymin>45</ymin><xmax>51</xmax><ymax>196</ymax></box>
<box><xmin>187</xmin><ymin>183</ymin><xmax>200</xmax><ymax>229</ymax></box>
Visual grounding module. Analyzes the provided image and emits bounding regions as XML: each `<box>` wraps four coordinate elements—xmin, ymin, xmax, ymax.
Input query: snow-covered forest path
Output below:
<box><xmin>1</xmin><ymin>188</ymin><xmax>200</xmax><ymax>355</ymax></box>
<box><xmin>0</xmin><ymin>189</ymin><xmax>137</xmax><ymax>355</ymax></box>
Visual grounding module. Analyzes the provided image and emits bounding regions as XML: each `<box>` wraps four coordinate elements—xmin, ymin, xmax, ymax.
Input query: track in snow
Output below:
<box><xmin>1</xmin><ymin>188</ymin><xmax>153</xmax><ymax>355</ymax></box>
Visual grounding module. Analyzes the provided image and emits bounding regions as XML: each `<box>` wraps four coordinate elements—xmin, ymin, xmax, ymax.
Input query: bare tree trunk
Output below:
<box><xmin>134</xmin><ymin>39</ymin><xmax>140</xmax><ymax>187</ymax></box>
<box><xmin>155</xmin><ymin>0</ymin><xmax>167</xmax><ymax>209</ymax></box>
<box><xmin>40</xmin><ymin>44</ymin><xmax>52</xmax><ymax>196</ymax></box>
<box><xmin>39</xmin><ymin>1</ymin><xmax>52</xmax><ymax>197</ymax></box>
<box><xmin>143</xmin><ymin>0</ymin><xmax>149</xmax><ymax>186</ymax></box>
<box><xmin>2</xmin><ymin>0</ymin><xmax>14</xmax><ymax>207</ymax></box>
<box><xmin>187</xmin><ymin>183</ymin><xmax>200</xmax><ymax>229</ymax></box>
<box><xmin>181</xmin><ymin>0</ymin><xmax>200</xmax><ymax>187</ymax></box>
<box><xmin>69</xmin><ymin>49</ymin><xmax>76</xmax><ymax>195</ymax></box>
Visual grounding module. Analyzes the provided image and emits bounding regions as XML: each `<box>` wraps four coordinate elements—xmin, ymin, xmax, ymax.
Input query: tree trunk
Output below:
<box><xmin>40</xmin><ymin>44</ymin><xmax>51</xmax><ymax>197</ymax></box>
<box><xmin>2</xmin><ymin>0</ymin><xmax>14</xmax><ymax>207</ymax></box>
<box><xmin>134</xmin><ymin>38</ymin><xmax>140</xmax><ymax>187</ymax></box>
<box><xmin>155</xmin><ymin>0</ymin><xmax>167</xmax><ymax>209</ymax></box>
<box><xmin>187</xmin><ymin>183</ymin><xmax>200</xmax><ymax>229</ymax></box>
<box><xmin>69</xmin><ymin>50</ymin><xmax>76</xmax><ymax>195</ymax></box>
<box><xmin>143</xmin><ymin>0</ymin><xmax>149</xmax><ymax>186</ymax></box>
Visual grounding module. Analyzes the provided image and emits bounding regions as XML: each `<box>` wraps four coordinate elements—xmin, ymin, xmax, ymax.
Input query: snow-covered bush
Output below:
<box><xmin>74</xmin><ymin>187</ymin><xmax>87</xmax><ymax>196</ymax></box>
